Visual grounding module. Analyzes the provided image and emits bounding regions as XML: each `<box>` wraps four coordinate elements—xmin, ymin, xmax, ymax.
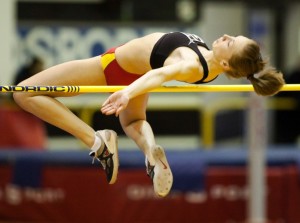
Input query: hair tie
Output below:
<box><xmin>247</xmin><ymin>73</ymin><xmax>260</xmax><ymax>80</ymax></box>
<box><xmin>254</xmin><ymin>73</ymin><xmax>260</xmax><ymax>79</ymax></box>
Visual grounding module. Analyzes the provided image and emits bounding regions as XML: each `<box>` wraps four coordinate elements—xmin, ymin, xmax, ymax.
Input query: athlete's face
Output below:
<box><xmin>212</xmin><ymin>34</ymin><xmax>252</xmax><ymax>63</ymax></box>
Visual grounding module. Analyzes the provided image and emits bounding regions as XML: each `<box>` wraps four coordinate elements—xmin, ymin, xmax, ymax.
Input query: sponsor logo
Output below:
<box><xmin>0</xmin><ymin>184</ymin><xmax>65</xmax><ymax>205</ymax></box>
<box><xmin>159</xmin><ymin>159</ymin><xmax>168</xmax><ymax>169</ymax></box>
<box><xmin>0</xmin><ymin>86</ymin><xmax>80</xmax><ymax>92</ymax></box>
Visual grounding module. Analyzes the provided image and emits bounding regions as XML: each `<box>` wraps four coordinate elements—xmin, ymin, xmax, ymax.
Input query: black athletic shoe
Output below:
<box><xmin>89</xmin><ymin>130</ymin><xmax>119</xmax><ymax>184</ymax></box>
<box><xmin>145</xmin><ymin>158</ymin><xmax>155</xmax><ymax>180</ymax></box>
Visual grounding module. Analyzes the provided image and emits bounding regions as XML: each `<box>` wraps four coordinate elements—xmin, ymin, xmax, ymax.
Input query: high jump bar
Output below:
<box><xmin>0</xmin><ymin>84</ymin><xmax>299</xmax><ymax>93</ymax></box>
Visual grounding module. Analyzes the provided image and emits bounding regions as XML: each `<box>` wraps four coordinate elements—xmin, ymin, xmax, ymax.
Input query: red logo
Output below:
<box><xmin>159</xmin><ymin>159</ymin><xmax>168</xmax><ymax>169</ymax></box>
<box><xmin>104</xmin><ymin>150</ymin><xmax>110</xmax><ymax>157</ymax></box>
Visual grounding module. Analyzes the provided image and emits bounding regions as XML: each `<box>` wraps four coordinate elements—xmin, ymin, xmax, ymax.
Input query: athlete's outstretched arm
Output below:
<box><xmin>101</xmin><ymin>60</ymin><xmax>199</xmax><ymax>116</ymax></box>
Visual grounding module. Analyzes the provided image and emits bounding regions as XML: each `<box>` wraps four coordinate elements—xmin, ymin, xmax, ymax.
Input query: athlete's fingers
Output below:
<box><xmin>101</xmin><ymin>104</ymin><xmax>115</xmax><ymax>114</ymax></box>
<box><xmin>102</xmin><ymin>107</ymin><xmax>117</xmax><ymax>115</ymax></box>
<box><xmin>100</xmin><ymin>104</ymin><xmax>109</xmax><ymax>113</ymax></box>
<box><xmin>101</xmin><ymin>100</ymin><xmax>116</xmax><ymax>110</ymax></box>
<box><xmin>106</xmin><ymin>110</ymin><xmax>117</xmax><ymax>116</ymax></box>
<box><xmin>102</xmin><ymin>98</ymin><xmax>111</xmax><ymax>107</ymax></box>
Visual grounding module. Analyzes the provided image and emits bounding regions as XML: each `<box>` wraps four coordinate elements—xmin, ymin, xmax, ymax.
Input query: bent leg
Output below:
<box><xmin>119</xmin><ymin>94</ymin><xmax>156</xmax><ymax>163</ymax></box>
<box><xmin>119</xmin><ymin>94</ymin><xmax>173</xmax><ymax>197</ymax></box>
<box><xmin>13</xmin><ymin>56</ymin><xmax>106</xmax><ymax>148</ymax></box>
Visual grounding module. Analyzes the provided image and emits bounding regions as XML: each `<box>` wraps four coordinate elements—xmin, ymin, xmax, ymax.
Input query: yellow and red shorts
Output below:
<box><xmin>100</xmin><ymin>47</ymin><xmax>142</xmax><ymax>85</ymax></box>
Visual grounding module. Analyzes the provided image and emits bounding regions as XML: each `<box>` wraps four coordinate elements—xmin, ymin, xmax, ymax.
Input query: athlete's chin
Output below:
<box><xmin>212</xmin><ymin>40</ymin><xmax>218</xmax><ymax>47</ymax></box>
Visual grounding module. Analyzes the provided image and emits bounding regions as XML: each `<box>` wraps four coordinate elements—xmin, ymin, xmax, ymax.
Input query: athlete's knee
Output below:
<box><xmin>121</xmin><ymin>119</ymin><xmax>147</xmax><ymax>133</ymax></box>
<box><xmin>13</xmin><ymin>91</ymin><xmax>28</xmax><ymax>108</ymax></box>
<box><xmin>13</xmin><ymin>82</ymin><xmax>32</xmax><ymax>108</ymax></box>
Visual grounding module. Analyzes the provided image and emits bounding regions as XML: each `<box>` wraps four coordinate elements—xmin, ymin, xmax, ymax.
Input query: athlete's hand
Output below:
<box><xmin>101</xmin><ymin>90</ymin><xmax>129</xmax><ymax>117</ymax></box>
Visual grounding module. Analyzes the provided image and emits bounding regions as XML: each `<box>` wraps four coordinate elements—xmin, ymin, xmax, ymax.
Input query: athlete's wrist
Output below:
<box><xmin>121</xmin><ymin>88</ymin><xmax>133</xmax><ymax>100</ymax></box>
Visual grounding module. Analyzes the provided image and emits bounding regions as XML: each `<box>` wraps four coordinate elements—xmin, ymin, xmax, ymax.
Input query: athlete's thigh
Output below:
<box><xmin>119</xmin><ymin>93</ymin><xmax>149</xmax><ymax>127</ymax></box>
<box><xmin>19</xmin><ymin>56</ymin><xmax>106</xmax><ymax>97</ymax></box>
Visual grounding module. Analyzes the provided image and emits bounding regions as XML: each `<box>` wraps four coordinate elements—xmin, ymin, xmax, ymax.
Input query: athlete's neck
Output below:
<box><xmin>203</xmin><ymin>51</ymin><xmax>225</xmax><ymax>76</ymax></box>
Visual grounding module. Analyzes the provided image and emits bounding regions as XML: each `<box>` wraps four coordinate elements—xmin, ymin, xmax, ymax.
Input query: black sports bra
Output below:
<box><xmin>150</xmin><ymin>32</ymin><xmax>215</xmax><ymax>84</ymax></box>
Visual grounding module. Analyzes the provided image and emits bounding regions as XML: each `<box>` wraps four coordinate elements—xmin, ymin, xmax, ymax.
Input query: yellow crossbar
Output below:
<box><xmin>0</xmin><ymin>84</ymin><xmax>299</xmax><ymax>93</ymax></box>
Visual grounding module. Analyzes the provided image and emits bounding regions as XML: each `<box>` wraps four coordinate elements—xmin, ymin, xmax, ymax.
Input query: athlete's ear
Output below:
<box><xmin>220</xmin><ymin>60</ymin><xmax>230</xmax><ymax>71</ymax></box>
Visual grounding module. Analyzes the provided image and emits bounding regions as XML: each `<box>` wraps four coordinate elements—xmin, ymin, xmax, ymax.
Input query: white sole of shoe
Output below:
<box><xmin>98</xmin><ymin>130</ymin><xmax>119</xmax><ymax>184</ymax></box>
<box><xmin>152</xmin><ymin>145</ymin><xmax>173</xmax><ymax>197</ymax></box>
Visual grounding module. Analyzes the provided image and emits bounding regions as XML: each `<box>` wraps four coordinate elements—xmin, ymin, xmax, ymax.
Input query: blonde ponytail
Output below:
<box><xmin>247</xmin><ymin>67</ymin><xmax>285</xmax><ymax>96</ymax></box>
